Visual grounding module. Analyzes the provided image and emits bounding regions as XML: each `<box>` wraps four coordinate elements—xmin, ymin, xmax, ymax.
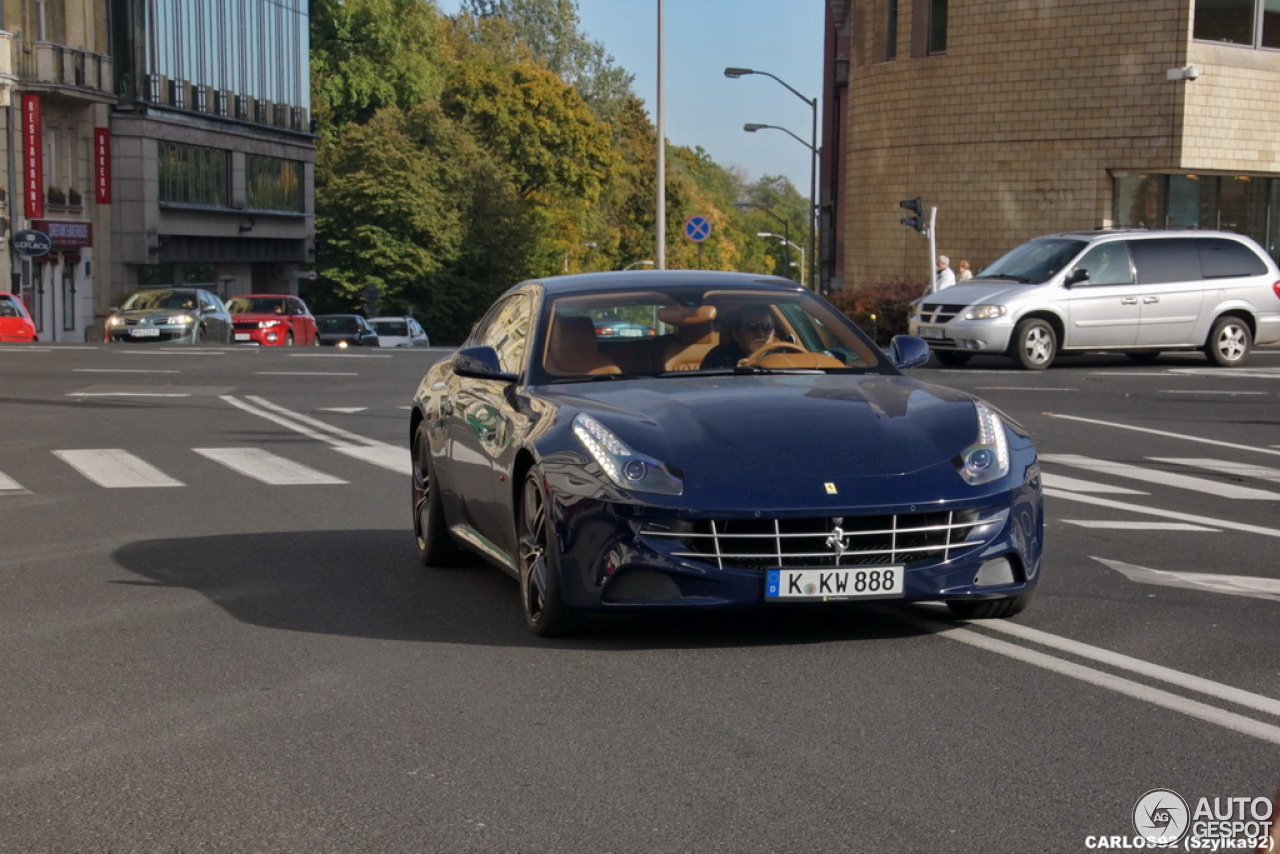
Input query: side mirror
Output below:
<box><xmin>888</xmin><ymin>335</ymin><xmax>932</xmax><ymax>369</ymax></box>
<box><xmin>453</xmin><ymin>345</ymin><xmax>518</xmax><ymax>383</ymax></box>
<box><xmin>1065</xmin><ymin>268</ymin><xmax>1090</xmax><ymax>287</ymax></box>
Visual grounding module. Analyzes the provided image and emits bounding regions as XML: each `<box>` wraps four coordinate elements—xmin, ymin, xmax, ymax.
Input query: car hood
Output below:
<box><xmin>535</xmin><ymin>375</ymin><xmax>993</xmax><ymax>501</ymax></box>
<box><xmin>114</xmin><ymin>308</ymin><xmax>196</xmax><ymax>321</ymax></box>
<box><xmin>927</xmin><ymin>279</ymin><xmax>1045</xmax><ymax>304</ymax></box>
<box><xmin>230</xmin><ymin>312</ymin><xmax>289</xmax><ymax>322</ymax></box>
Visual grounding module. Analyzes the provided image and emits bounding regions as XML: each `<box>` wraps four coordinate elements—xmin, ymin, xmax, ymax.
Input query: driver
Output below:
<box><xmin>700</xmin><ymin>304</ymin><xmax>780</xmax><ymax>368</ymax></box>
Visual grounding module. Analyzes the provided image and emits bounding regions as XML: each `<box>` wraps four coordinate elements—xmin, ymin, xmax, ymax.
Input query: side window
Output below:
<box><xmin>1198</xmin><ymin>238</ymin><xmax>1268</xmax><ymax>278</ymax></box>
<box><xmin>1074</xmin><ymin>244</ymin><xmax>1134</xmax><ymax>286</ymax></box>
<box><xmin>474</xmin><ymin>294</ymin><xmax>532</xmax><ymax>375</ymax></box>
<box><xmin>1130</xmin><ymin>239</ymin><xmax>1203</xmax><ymax>285</ymax></box>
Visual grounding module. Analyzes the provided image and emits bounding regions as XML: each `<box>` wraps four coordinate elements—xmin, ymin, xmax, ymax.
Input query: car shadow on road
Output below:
<box><xmin>110</xmin><ymin>529</ymin><xmax>928</xmax><ymax>650</ymax></box>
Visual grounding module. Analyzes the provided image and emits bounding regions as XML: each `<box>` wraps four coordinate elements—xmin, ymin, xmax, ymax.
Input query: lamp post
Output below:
<box><xmin>757</xmin><ymin>232</ymin><xmax>805</xmax><ymax>286</ymax></box>
<box><xmin>622</xmin><ymin>259</ymin><xmax>655</xmax><ymax>271</ymax></box>
<box><xmin>725</xmin><ymin>67</ymin><xmax>818</xmax><ymax>293</ymax></box>
<box><xmin>564</xmin><ymin>241</ymin><xmax>597</xmax><ymax>273</ymax></box>
<box><xmin>733</xmin><ymin>202</ymin><xmax>791</xmax><ymax>272</ymax></box>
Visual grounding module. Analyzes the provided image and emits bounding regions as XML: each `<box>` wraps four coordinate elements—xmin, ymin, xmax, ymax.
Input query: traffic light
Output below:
<box><xmin>899</xmin><ymin>197</ymin><xmax>926</xmax><ymax>233</ymax></box>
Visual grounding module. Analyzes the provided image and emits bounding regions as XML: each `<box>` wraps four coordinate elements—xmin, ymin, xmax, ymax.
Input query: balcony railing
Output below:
<box><xmin>15</xmin><ymin>38</ymin><xmax>114</xmax><ymax>96</ymax></box>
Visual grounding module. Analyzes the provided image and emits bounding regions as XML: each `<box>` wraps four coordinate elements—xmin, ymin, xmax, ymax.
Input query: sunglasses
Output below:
<box><xmin>742</xmin><ymin>321</ymin><xmax>774</xmax><ymax>334</ymax></box>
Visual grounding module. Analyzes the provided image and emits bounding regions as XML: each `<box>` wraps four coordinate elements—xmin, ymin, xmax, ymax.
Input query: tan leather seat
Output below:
<box><xmin>544</xmin><ymin>315</ymin><xmax>622</xmax><ymax>376</ymax></box>
<box><xmin>657</xmin><ymin>305</ymin><xmax>718</xmax><ymax>371</ymax></box>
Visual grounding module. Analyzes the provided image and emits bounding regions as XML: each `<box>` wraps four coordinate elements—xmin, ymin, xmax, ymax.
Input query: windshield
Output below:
<box><xmin>318</xmin><ymin>316</ymin><xmax>364</xmax><ymax>333</ymax></box>
<box><xmin>227</xmin><ymin>297</ymin><xmax>287</xmax><ymax>315</ymax></box>
<box><xmin>121</xmin><ymin>290</ymin><xmax>197</xmax><ymax>311</ymax></box>
<box><xmin>371</xmin><ymin>320</ymin><xmax>409</xmax><ymax>336</ymax></box>
<box><xmin>978</xmin><ymin>239</ymin><xmax>1087</xmax><ymax>284</ymax></box>
<box><xmin>528</xmin><ymin>287</ymin><xmax>887</xmax><ymax>383</ymax></box>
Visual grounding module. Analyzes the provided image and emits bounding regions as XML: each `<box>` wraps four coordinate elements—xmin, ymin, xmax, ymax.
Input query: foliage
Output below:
<box><xmin>829</xmin><ymin>278</ymin><xmax>929</xmax><ymax>346</ymax></box>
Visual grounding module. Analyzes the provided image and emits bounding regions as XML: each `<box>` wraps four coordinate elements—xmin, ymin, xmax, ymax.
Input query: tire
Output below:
<box><xmin>946</xmin><ymin>593</ymin><xmax>1033</xmax><ymax>620</ymax></box>
<box><xmin>933</xmin><ymin>350</ymin><xmax>972</xmax><ymax>367</ymax></box>
<box><xmin>1010</xmin><ymin>318</ymin><xmax>1057</xmax><ymax>370</ymax></box>
<box><xmin>517</xmin><ymin>467</ymin><xmax>580</xmax><ymax>637</ymax></box>
<box><xmin>412</xmin><ymin>423</ymin><xmax>468</xmax><ymax>567</ymax></box>
<box><xmin>193</xmin><ymin>325</ymin><xmax>205</xmax><ymax>345</ymax></box>
<box><xmin>1126</xmin><ymin>351</ymin><xmax>1161</xmax><ymax>363</ymax></box>
<box><xmin>285</xmin><ymin>332</ymin><xmax>295</xmax><ymax>347</ymax></box>
<box><xmin>1205</xmin><ymin>315</ymin><xmax>1251</xmax><ymax>367</ymax></box>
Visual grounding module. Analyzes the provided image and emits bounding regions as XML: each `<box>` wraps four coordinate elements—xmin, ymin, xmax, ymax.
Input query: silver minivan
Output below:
<box><xmin>908</xmin><ymin>229</ymin><xmax>1280</xmax><ymax>369</ymax></box>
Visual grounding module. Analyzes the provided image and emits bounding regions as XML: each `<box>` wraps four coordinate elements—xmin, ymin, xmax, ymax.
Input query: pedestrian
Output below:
<box><xmin>956</xmin><ymin>259</ymin><xmax>973</xmax><ymax>283</ymax></box>
<box><xmin>936</xmin><ymin>255</ymin><xmax>956</xmax><ymax>289</ymax></box>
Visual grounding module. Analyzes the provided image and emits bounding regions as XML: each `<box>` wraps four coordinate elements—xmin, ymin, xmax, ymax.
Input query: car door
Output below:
<box><xmin>442</xmin><ymin>292</ymin><xmax>534</xmax><ymax>559</ymax></box>
<box><xmin>1130</xmin><ymin>238</ymin><xmax>1209</xmax><ymax>347</ymax></box>
<box><xmin>1062</xmin><ymin>242</ymin><xmax>1140</xmax><ymax>348</ymax></box>
<box><xmin>200</xmin><ymin>290</ymin><xmax>232</xmax><ymax>342</ymax></box>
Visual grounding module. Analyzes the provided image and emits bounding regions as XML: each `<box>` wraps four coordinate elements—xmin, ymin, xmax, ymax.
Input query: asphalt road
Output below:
<box><xmin>1</xmin><ymin>342</ymin><xmax>1277</xmax><ymax>853</ymax></box>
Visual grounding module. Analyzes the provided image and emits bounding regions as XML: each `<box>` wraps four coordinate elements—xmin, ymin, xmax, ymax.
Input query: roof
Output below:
<box><xmin>519</xmin><ymin>269</ymin><xmax>803</xmax><ymax>297</ymax></box>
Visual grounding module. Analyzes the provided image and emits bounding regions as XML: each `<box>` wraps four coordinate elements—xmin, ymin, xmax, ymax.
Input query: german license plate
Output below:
<box><xmin>129</xmin><ymin>328</ymin><xmax>160</xmax><ymax>338</ymax></box>
<box><xmin>234</xmin><ymin>333</ymin><xmax>251</xmax><ymax>341</ymax></box>
<box><xmin>917</xmin><ymin>325</ymin><xmax>944</xmax><ymax>339</ymax></box>
<box><xmin>766</xmin><ymin>567</ymin><xmax>904</xmax><ymax>601</ymax></box>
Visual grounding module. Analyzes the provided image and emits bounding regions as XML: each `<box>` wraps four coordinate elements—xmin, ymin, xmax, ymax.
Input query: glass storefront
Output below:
<box><xmin>1114</xmin><ymin>173</ymin><xmax>1280</xmax><ymax>262</ymax></box>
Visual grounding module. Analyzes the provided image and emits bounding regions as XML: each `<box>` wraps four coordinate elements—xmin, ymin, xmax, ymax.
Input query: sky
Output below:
<box><xmin>437</xmin><ymin>0</ymin><xmax>825</xmax><ymax>192</ymax></box>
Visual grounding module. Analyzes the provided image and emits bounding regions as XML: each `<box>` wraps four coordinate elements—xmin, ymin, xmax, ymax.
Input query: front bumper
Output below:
<box><xmin>106</xmin><ymin>325</ymin><xmax>199</xmax><ymax>343</ymax></box>
<box><xmin>908</xmin><ymin>316</ymin><xmax>1016</xmax><ymax>354</ymax></box>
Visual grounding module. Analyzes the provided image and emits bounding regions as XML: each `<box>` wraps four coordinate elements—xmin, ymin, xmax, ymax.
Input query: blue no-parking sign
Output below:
<box><xmin>683</xmin><ymin>215</ymin><xmax>712</xmax><ymax>243</ymax></box>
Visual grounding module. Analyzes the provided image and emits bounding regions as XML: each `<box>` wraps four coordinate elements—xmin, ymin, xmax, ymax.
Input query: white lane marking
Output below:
<box><xmin>1159</xmin><ymin>389</ymin><xmax>1267</xmax><ymax>396</ymax></box>
<box><xmin>220</xmin><ymin>396</ymin><xmax>343</xmax><ymax>447</ymax></box>
<box><xmin>972</xmin><ymin>616</ymin><xmax>1280</xmax><ymax>717</ymax></box>
<box><xmin>1151</xmin><ymin>457</ymin><xmax>1280</xmax><ymax>486</ymax></box>
<box><xmin>317</xmin><ymin>407</ymin><xmax>368</xmax><ymax>413</ymax></box>
<box><xmin>117</xmin><ymin>350</ymin><xmax>225</xmax><ymax>356</ymax></box>
<box><xmin>897</xmin><ymin>610</ymin><xmax>1280</xmax><ymax>745</ymax></box>
<box><xmin>285</xmin><ymin>353</ymin><xmax>391</xmax><ymax>359</ymax></box>
<box><xmin>0</xmin><ymin>471</ymin><xmax>26</xmax><ymax>492</ymax></box>
<box><xmin>1049</xmin><ymin>413</ymin><xmax>1280</xmax><ymax>458</ymax></box>
<box><xmin>1095</xmin><ymin>558</ymin><xmax>1280</xmax><ymax>603</ymax></box>
<box><xmin>242</xmin><ymin>395</ymin><xmax>385</xmax><ymax>447</ymax></box>
<box><xmin>73</xmin><ymin>369</ymin><xmax>180</xmax><ymax>374</ymax></box>
<box><xmin>1043</xmin><ymin>487</ymin><xmax>1280</xmax><ymax>539</ymax></box>
<box><xmin>193</xmin><ymin>448</ymin><xmax>347</xmax><ymax>485</ymax></box>
<box><xmin>334</xmin><ymin>445</ymin><xmax>410</xmax><ymax>474</ymax></box>
<box><xmin>255</xmin><ymin>372</ymin><xmax>359</xmax><ymax>377</ymax></box>
<box><xmin>68</xmin><ymin>392</ymin><xmax>191</xmax><ymax>398</ymax></box>
<box><xmin>53</xmin><ymin>450</ymin><xmax>184</xmax><ymax>488</ymax></box>
<box><xmin>1041</xmin><ymin>473</ymin><xmax>1146</xmax><ymax>495</ymax></box>
<box><xmin>1041</xmin><ymin>453</ymin><xmax>1280</xmax><ymax>499</ymax></box>
<box><xmin>1062</xmin><ymin>520</ymin><xmax>1217</xmax><ymax>532</ymax></box>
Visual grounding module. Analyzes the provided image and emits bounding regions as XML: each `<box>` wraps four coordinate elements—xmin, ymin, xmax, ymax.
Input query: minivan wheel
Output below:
<box><xmin>933</xmin><ymin>351</ymin><xmax>972</xmax><ymax>367</ymax></box>
<box><xmin>1010</xmin><ymin>318</ymin><xmax>1057</xmax><ymax>370</ymax></box>
<box><xmin>1205</xmin><ymin>316</ymin><xmax>1251</xmax><ymax>367</ymax></box>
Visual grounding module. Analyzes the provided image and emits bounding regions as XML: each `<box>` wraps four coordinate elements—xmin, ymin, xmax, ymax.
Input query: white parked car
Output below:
<box><xmin>369</xmin><ymin>315</ymin><xmax>430</xmax><ymax>348</ymax></box>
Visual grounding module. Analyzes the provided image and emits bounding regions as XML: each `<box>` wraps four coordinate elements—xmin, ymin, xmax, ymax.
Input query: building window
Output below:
<box><xmin>1194</xmin><ymin>0</ymin><xmax>1280</xmax><ymax>49</ymax></box>
<box><xmin>1115</xmin><ymin>173</ymin><xmax>1279</xmax><ymax>261</ymax></box>
<box><xmin>886</xmin><ymin>0</ymin><xmax>899</xmax><ymax>60</ymax></box>
<box><xmin>246</xmin><ymin>155</ymin><xmax>304</xmax><ymax>212</ymax></box>
<box><xmin>927</xmin><ymin>0</ymin><xmax>948</xmax><ymax>54</ymax></box>
<box><xmin>158</xmin><ymin>141</ymin><xmax>229</xmax><ymax>206</ymax></box>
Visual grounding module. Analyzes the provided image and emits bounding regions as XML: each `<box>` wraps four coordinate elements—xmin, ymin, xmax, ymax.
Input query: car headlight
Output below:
<box><xmin>964</xmin><ymin>305</ymin><xmax>1007</xmax><ymax>321</ymax></box>
<box><xmin>573</xmin><ymin>413</ymin><xmax>684</xmax><ymax>496</ymax></box>
<box><xmin>257</xmin><ymin>320</ymin><xmax>285</xmax><ymax>328</ymax></box>
<box><xmin>107</xmin><ymin>315</ymin><xmax>125</xmax><ymax>327</ymax></box>
<box><xmin>956</xmin><ymin>402</ymin><xmax>1010</xmax><ymax>486</ymax></box>
<box><xmin>164</xmin><ymin>314</ymin><xmax>195</xmax><ymax>325</ymax></box>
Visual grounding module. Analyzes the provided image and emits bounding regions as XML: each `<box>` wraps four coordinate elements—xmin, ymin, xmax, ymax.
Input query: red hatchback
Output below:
<box><xmin>0</xmin><ymin>293</ymin><xmax>37</xmax><ymax>343</ymax></box>
<box><xmin>226</xmin><ymin>294</ymin><xmax>319</xmax><ymax>346</ymax></box>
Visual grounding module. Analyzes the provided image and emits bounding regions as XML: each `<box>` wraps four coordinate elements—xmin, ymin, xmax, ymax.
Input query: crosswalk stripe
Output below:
<box><xmin>0</xmin><ymin>471</ymin><xmax>25</xmax><ymax>492</ymax></box>
<box><xmin>193</xmin><ymin>448</ymin><xmax>348</xmax><ymax>485</ymax></box>
<box><xmin>1041</xmin><ymin>473</ymin><xmax>1146</xmax><ymax>495</ymax></box>
<box><xmin>1040</xmin><ymin>453</ymin><xmax>1280</xmax><ymax>500</ymax></box>
<box><xmin>53</xmin><ymin>449</ymin><xmax>185</xmax><ymax>488</ymax></box>
<box><xmin>1149</xmin><ymin>457</ymin><xmax>1280</xmax><ymax>486</ymax></box>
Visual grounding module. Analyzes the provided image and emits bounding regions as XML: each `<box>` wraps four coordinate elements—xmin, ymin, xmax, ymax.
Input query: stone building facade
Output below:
<box><xmin>823</xmin><ymin>0</ymin><xmax>1280</xmax><ymax>291</ymax></box>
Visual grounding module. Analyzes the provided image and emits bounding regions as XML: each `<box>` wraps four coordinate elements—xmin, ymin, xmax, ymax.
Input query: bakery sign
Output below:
<box><xmin>31</xmin><ymin>219</ymin><xmax>93</xmax><ymax>248</ymax></box>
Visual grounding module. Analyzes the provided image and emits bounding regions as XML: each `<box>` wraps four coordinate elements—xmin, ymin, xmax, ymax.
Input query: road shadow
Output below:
<box><xmin>111</xmin><ymin>529</ymin><xmax>928</xmax><ymax>650</ymax></box>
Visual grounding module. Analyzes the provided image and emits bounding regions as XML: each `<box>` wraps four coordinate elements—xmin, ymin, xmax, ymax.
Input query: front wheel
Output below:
<box><xmin>517</xmin><ymin>467</ymin><xmax>580</xmax><ymax>637</ymax></box>
<box><xmin>946</xmin><ymin>593</ymin><xmax>1033</xmax><ymax>620</ymax></box>
<box><xmin>1010</xmin><ymin>318</ymin><xmax>1057</xmax><ymax>370</ymax></box>
<box><xmin>1205</xmin><ymin>316</ymin><xmax>1251</xmax><ymax>367</ymax></box>
<box><xmin>412</xmin><ymin>423</ymin><xmax>468</xmax><ymax>567</ymax></box>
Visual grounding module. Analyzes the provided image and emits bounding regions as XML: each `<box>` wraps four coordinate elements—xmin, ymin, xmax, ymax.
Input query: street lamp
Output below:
<box><xmin>757</xmin><ymin>231</ymin><xmax>805</xmax><ymax>286</ymax></box>
<box><xmin>564</xmin><ymin>241</ymin><xmax>597</xmax><ymax>273</ymax></box>
<box><xmin>622</xmin><ymin>259</ymin><xmax>655</xmax><ymax>270</ymax></box>
<box><xmin>725</xmin><ymin>66</ymin><xmax>819</xmax><ymax>293</ymax></box>
<box><xmin>733</xmin><ymin>202</ymin><xmax>791</xmax><ymax>271</ymax></box>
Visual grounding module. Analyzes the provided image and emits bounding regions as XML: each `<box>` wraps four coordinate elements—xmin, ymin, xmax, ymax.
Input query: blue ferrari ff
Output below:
<box><xmin>410</xmin><ymin>271</ymin><xmax>1043</xmax><ymax>636</ymax></box>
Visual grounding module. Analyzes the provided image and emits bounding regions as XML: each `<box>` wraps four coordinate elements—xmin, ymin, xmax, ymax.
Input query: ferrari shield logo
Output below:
<box><xmin>824</xmin><ymin>482</ymin><xmax>837</xmax><ymax>494</ymax></box>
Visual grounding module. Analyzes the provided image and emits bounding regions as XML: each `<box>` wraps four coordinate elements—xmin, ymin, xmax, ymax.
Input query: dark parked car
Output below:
<box><xmin>105</xmin><ymin>287</ymin><xmax>233</xmax><ymax>344</ymax></box>
<box><xmin>227</xmin><ymin>294</ymin><xmax>319</xmax><ymax>346</ymax></box>
<box><xmin>410</xmin><ymin>270</ymin><xmax>1044</xmax><ymax>637</ymax></box>
<box><xmin>315</xmin><ymin>314</ymin><xmax>379</xmax><ymax>348</ymax></box>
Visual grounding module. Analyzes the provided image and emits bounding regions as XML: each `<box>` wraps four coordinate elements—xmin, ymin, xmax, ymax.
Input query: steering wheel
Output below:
<box><xmin>739</xmin><ymin>340</ymin><xmax>809</xmax><ymax>366</ymax></box>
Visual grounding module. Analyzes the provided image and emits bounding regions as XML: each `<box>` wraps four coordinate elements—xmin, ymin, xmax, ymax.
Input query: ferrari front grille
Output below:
<box><xmin>640</xmin><ymin>508</ymin><xmax>999</xmax><ymax>571</ymax></box>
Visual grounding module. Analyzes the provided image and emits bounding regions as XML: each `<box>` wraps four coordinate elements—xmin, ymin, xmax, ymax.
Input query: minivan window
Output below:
<box><xmin>1073</xmin><ymin>243</ymin><xmax>1134</xmax><ymax>286</ymax></box>
<box><xmin>1198</xmin><ymin>238</ymin><xmax>1268</xmax><ymax>278</ymax></box>
<box><xmin>980</xmin><ymin>239</ymin><xmax>1087</xmax><ymax>284</ymax></box>
<box><xmin>1131</xmin><ymin>239</ymin><xmax>1202</xmax><ymax>285</ymax></box>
